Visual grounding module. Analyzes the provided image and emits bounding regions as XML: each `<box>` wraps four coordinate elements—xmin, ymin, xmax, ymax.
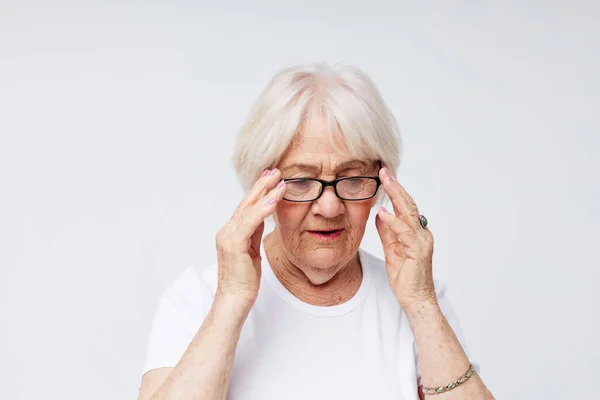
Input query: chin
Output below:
<box><xmin>298</xmin><ymin>245</ymin><xmax>351</xmax><ymax>271</ymax></box>
<box><xmin>297</xmin><ymin>251</ymin><xmax>344</xmax><ymax>285</ymax></box>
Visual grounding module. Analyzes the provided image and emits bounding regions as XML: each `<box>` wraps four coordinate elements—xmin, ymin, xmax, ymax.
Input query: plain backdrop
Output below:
<box><xmin>1</xmin><ymin>1</ymin><xmax>599</xmax><ymax>399</ymax></box>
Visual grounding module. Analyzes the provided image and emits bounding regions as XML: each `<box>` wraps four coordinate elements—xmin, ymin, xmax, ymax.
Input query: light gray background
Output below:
<box><xmin>1</xmin><ymin>1</ymin><xmax>598</xmax><ymax>399</ymax></box>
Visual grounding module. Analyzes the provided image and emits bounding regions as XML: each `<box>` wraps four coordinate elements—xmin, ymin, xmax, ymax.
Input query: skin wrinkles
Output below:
<box><xmin>137</xmin><ymin>64</ymin><xmax>496</xmax><ymax>400</ymax></box>
<box><xmin>281</xmin><ymin>160</ymin><xmax>374</xmax><ymax>177</ymax></box>
<box><xmin>264</xmin><ymin>114</ymin><xmax>378</xmax><ymax>306</ymax></box>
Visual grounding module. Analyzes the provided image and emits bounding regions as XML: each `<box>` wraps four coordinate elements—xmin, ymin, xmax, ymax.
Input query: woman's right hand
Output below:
<box><xmin>214</xmin><ymin>168</ymin><xmax>286</xmax><ymax>309</ymax></box>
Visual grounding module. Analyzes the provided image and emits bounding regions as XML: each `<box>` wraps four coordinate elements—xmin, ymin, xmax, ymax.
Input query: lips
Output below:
<box><xmin>307</xmin><ymin>228</ymin><xmax>345</xmax><ymax>241</ymax></box>
<box><xmin>308</xmin><ymin>229</ymin><xmax>344</xmax><ymax>234</ymax></box>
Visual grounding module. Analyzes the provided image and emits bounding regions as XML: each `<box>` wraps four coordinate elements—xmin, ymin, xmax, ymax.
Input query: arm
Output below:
<box><xmin>138</xmin><ymin>168</ymin><xmax>287</xmax><ymax>400</ymax></box>
<box><xmin>375</xmin><ymin>166</ymin><xmax>494</xmax><ymax>399</ymax></box>
<box><xmin>138</xmin><ymin>294</ymin><xmax>251</xmax><ymax>400</ymax></box>
<box><xmin>407</xmin><ymin>301</ymin><xmax>494</xmax><ymax>400</ymax></box>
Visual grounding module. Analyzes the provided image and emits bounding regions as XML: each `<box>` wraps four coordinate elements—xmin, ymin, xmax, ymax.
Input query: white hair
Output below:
<box><xmin>232</xmin><ymin>62</ymin><xmax>402</xmax><ymax>202</ymax></box>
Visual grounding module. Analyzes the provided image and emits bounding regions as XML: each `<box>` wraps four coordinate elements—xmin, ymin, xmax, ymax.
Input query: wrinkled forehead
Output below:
<box><xmin>279</xmin><ymin>115</ymin><xmax>375</xmax><ymax>169</ymax></box>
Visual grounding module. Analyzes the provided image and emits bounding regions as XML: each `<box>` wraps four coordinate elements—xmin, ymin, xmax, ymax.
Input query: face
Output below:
<box><xmin>272</xmin><ymin>116</ymin><xmax>379</xmax><ymax>284</ymax></box>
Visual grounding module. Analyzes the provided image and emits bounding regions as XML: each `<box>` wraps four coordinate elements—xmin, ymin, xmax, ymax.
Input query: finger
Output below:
<box><xmin>249</xmin><ymin>221</ymin><xmax>265</xmax><ymax>260</ymax></box>
<box><xmin>378</xmin><ymin>167</ymin><xmax>421</xmax><ymax>230</ymax></box>
<box><xmin>375</xmin><ymin>212</ymin><xmax>405</xmax><ymax>265</ymax></box>
<box><xmin>237</xmin><ymin>168</ymin><xmax>282</xmax><ymax>211</ymax></box>
<box><xmin>375</xmin><ymin>209</ymin><xmax>397</xmax><ymax>249</ymax></box>
<box><xmin>377</xmin><ymin>206</ymin><xmax>421</xmax><ymax>259</ymax></box>
<box><xmin>235</xmin><ymin>179</ymin><xmax>287</xmax><ymax>240</ymax></box>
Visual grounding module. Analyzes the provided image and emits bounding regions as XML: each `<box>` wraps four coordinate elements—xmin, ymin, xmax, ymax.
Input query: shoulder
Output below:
<box><xmin>358</xmin><ymin>248</ymin><xmax>448</xmax><ymax>298</ymax></box>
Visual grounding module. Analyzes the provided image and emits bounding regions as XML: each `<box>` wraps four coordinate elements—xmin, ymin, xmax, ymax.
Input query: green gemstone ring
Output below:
<box><xmin>419</xmin><ymin>214</ymin><xmax>428</xmax><ymax>229</ymax></box>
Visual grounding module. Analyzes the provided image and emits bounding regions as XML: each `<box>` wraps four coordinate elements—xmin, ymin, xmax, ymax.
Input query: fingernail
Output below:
<box><xmin>277</xmin><ymin>179</ymin><xmax>284</xmax><ymax>188</ymax></box>
<box><xmin>269</xmin><ymin>168</ymin><xmax>277</xmax><ymax>175</ymax></box>
<box><xmin>380</xmin><ymin>206</ymin><xmax>388</xmax><ymax>213</ymax></box>
<box><xmin>267</xmin><ymin>198</ymin><xmax>277</xmax><ymax>205</ymax></box>
<box><xmin>262</xmin><ymin>169</ymin><xmax>268</xmax><ymax>177</ymax></box>
<box><xmin>385</xmin><ymin>168</ymin><xmax>394</xmax><ymax>182</ymax></box>
<box><xmin>384</xmin><ymin>167</ymin><xmax>394</xmax><ymax>182</ymax></box>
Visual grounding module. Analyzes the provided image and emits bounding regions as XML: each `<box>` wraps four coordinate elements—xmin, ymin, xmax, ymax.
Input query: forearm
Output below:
<box><xmin>405</xmin><ymin>301</ymin><xmax>493</xmax><ymax>400</ymax></box>
<box><xmin>150</xmin><ymin>294</ymin><xmax>251</xmax><ymax>400</ymax></box>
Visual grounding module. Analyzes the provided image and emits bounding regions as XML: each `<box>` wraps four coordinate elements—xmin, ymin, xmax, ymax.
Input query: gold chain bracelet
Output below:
<box><xmin>422</xmin><ymin>364</ymin><xmax>475</xmax><ymax>396</ymax></box>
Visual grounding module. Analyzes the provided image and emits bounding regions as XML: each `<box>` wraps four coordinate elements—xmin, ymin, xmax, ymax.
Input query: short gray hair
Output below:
<box><xmin>232</xmin><ymin>62</ymin><xmax>402</xmax><ymax>196</ymax></box>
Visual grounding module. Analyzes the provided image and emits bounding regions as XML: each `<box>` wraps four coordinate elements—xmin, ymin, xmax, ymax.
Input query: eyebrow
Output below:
<box><xmin>281</xmin><ymin>160</ymin><xmax>372</xmax><ymax>174</ymax></box>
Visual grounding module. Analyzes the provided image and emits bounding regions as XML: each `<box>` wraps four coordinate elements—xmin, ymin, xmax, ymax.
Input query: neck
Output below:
<box><xmin>263</xmin><ymin>232</ymin><xmax>363</xmax><ymax>306</ymax></box>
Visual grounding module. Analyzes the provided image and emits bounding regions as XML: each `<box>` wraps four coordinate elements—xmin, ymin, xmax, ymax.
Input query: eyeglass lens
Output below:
<box><xmin>284</xmin><ymin>178</ymin><xmax>378</xmax><ymax>201</ymax></box>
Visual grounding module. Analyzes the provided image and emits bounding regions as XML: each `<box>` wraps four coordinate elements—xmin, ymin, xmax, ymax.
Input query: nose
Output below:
<box><xmin>312</xmin><ymin>186</ymin><xmax>345</xmax><ymax>218</ymax></box>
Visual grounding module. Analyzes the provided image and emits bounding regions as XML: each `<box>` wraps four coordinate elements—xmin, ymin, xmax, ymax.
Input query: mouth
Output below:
<box><xmin>307</xmin><ymin>228</ymin><xmax>345</xmax><ymax>241</ymax></box>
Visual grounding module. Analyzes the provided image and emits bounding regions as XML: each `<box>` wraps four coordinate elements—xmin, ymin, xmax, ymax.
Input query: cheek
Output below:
<box><xmin>275</xmin><ymin>203</ymin><xmax>309</xmax><ymax>234</ymax></box>
<box><xmin>346</xmin><ymin>203</ymin><xmax>373</xmax><ymax>231</ymax></box>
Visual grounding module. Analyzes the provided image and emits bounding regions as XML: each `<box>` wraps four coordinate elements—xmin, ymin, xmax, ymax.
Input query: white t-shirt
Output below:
<box><xmin>141</xmin><ymin>247</ymin><xmax>474</xmax><ymax>400</ymax></box>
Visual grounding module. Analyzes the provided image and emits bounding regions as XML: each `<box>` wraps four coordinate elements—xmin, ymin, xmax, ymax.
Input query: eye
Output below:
<box><xmin>284</xmin><ymin>179</ymin><xmax>322</xmax><ymax>201</ymax></box>
<box><xmin>288</xmin><ymin>180</ymin><xmax>314</xmax><ymax>190</ymax></box>
<box><xmin>336</xmin><ymin>177</ymin><xmax>379</xmax><ymax>199</ymax></box>
<box><xmin>340</xmin><ymin>177</ymin><xmax>364</xmax><ymax>192</ymax></box>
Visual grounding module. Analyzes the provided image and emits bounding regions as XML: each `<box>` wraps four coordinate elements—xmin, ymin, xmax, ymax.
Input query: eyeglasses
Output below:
<box><xmin>282</xmin><ymin>175</ymin><xmax>382</xmax><ymax>202</ymax></box>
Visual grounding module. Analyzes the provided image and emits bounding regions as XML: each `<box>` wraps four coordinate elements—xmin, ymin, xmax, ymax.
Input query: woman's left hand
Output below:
<box><xmin>375</xmin><ymin>167</ymin><xmax>437</xmax><ymax>310</ymax></box>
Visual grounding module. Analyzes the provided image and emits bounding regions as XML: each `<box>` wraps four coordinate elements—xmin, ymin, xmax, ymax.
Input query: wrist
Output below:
<box><xmin>213</xmin><ymin>291</ymin><xmax>254</xmax><ymax>322</ymax></box>
<box><xmin>402</xmin><ymin>299</ymin><xmax>443</xmax><ymax>326</ymax></box>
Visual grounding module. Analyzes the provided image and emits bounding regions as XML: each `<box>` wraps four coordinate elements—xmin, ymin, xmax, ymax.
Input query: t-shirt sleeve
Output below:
<box><xmin>415</xmin><ymin>285</ymin><xmax>480</xmax><ymax>386</ymax></box>
<box><xmin>140</xmin><ymin>267</ymin><xmax>216</xmax><ymax>384</ymax></box>
<box><xmin>141</xmin><ymin>287</ymin><xmax>196</xmax><ymax>376</ymax></box>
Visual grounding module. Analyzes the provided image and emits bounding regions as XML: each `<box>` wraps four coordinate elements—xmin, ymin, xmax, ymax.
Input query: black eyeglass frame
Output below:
<box><xmin>281</xmin><ymin>161</ymin><xmax>383</xmax><ymax>203</ymax></box>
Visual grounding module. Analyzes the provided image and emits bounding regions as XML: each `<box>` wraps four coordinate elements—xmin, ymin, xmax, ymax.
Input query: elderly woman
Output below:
<box><xmin>137</xmin><ymin>63</ymin><xmax>495</xmax><ymax>400</ymax></box>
